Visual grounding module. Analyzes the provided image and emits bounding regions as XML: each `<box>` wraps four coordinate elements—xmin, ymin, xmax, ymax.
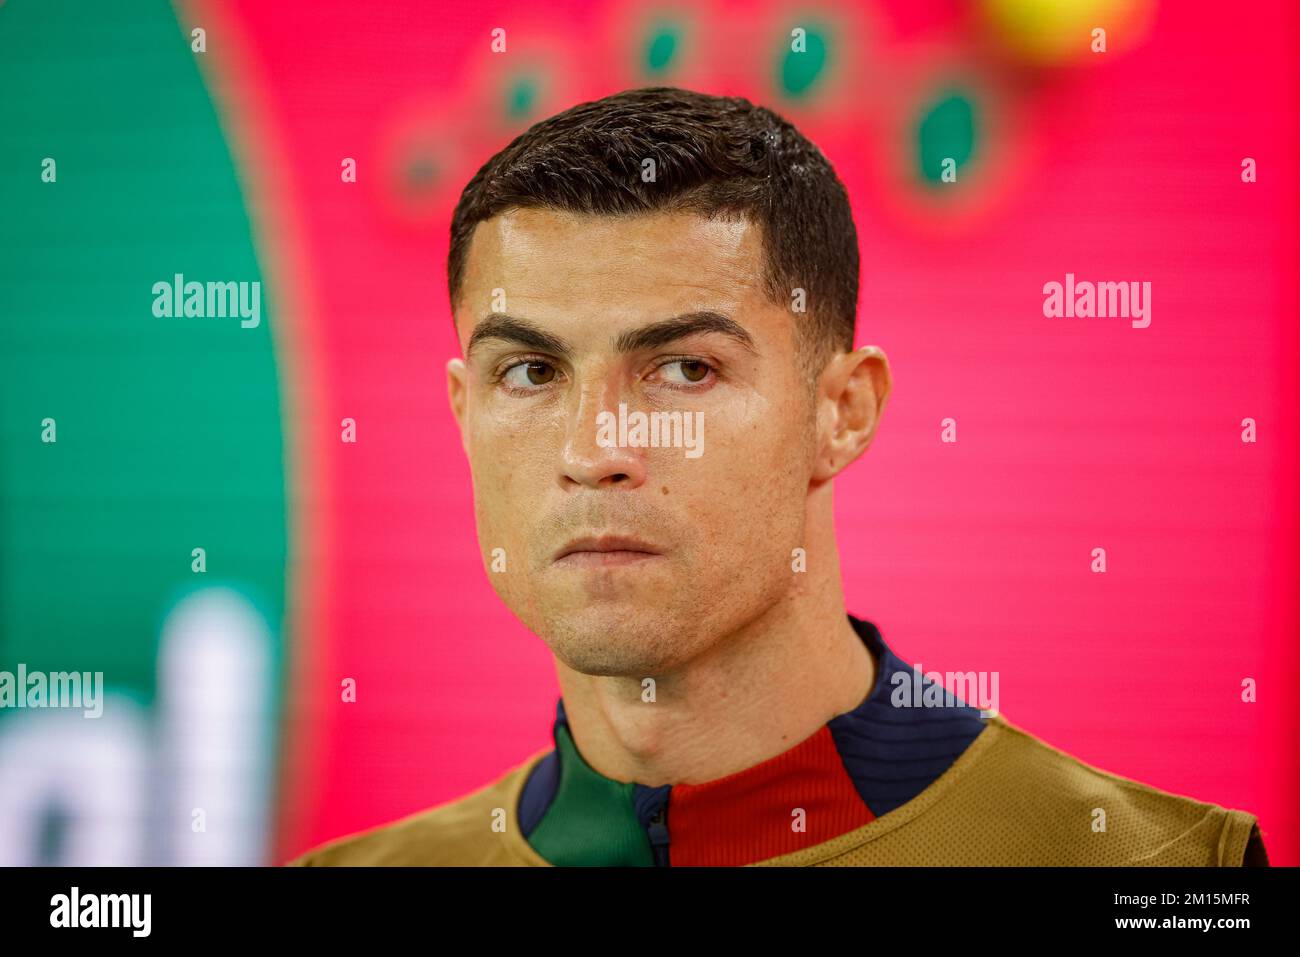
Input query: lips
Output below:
<box><xmin>553</xmin><ymin>535</ymin><xmax>663</xmax><ymax>566</ymax></box>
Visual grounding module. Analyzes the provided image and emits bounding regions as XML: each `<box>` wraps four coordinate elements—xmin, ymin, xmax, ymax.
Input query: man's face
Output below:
<box><xmin>448</xmin><ymin>208</ymin><xmax>821</xmax><ymax>676</ymax></box>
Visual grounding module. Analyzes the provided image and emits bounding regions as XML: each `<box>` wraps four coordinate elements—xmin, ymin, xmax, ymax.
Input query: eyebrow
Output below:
<box><xmin>615</xmin><ymin>311</ymin><xmax>757</xmax><ymax>355</ymax></box>
<box><xmin>466</xmin><ymin>313</ymin><xmax>571</xmax><ymax>359</ymax></box>
<box><xmin>465</xmin><ymin>310</ymin><xmax>757</xmax><ymax>360</ymax></box>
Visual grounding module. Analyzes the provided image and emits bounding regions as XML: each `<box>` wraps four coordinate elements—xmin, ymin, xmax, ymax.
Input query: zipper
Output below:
<box><xmin>646</xmin><ymin>805</ymin><xmax>670</xmax><ymax>867</ymax></box>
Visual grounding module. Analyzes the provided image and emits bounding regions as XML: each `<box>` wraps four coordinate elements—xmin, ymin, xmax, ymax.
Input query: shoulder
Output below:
<box><xmin>285</xmin><ymin>750</ymin><xmax>550</xmax><ymax>867</ymax></box>
<box><xmin>797</xmin><ymin>714</ymin><xmax>1266</xmax><ymax>867</ymax></box>
<box><xmin>968</xmin><ymin>715</ymin><xmax>1266</xmax><ymax>866</ymax></box>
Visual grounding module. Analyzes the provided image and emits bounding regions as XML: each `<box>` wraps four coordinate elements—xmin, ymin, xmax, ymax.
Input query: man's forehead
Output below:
<box><xmin>460</xmin><ymin>207</ymin><xmax>765</xmax><ymax>310</ymax></box>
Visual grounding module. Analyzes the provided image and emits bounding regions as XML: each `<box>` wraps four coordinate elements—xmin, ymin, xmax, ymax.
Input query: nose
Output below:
<box><xmin>559</xmin><ymin>374</ymin><xmax>647</xmax><ymax>490</ymax></box>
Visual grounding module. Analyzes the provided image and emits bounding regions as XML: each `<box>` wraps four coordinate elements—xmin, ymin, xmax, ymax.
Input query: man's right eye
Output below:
<box><xmin>501</xmin><ymin>360</ymin><xmax>558</xmax><ymax>389</ymax></box>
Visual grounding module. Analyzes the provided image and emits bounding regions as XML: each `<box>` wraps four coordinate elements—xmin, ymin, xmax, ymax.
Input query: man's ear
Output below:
<box><xmin>812</xmin><ymin>345</ymin><xmax>891</xmax><ymax>483</ymax></box>
<box><xmin>446</xmin><ymin>357</ymin><xmax>469</xmax><ymax>452</ymax></box>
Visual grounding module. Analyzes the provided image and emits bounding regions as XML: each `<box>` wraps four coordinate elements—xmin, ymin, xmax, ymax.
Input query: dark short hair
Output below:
<box><xmin>447</xmin><ymin>86</ymin><xmax>859</xmax><ymax>375</ymax></box>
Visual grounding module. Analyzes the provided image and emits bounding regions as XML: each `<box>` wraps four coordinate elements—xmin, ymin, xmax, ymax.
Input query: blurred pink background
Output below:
<box><xmin>177</xmin><ymin>0</ymin><xmax>1297</xmax><ymax>864</ymax></box>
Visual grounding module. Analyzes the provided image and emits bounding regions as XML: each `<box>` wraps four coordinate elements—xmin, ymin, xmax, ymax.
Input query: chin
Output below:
<box><xmin>535</xmin><ymin>604</ymin><xmax>694</xmax><ymax>677</ymax></box>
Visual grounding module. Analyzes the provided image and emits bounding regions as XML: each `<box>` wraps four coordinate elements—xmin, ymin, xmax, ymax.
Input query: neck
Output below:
<box><xmin>553</xmin><ymin>489</ymin><xmax>874</xmax><ymax>786</ymax></box>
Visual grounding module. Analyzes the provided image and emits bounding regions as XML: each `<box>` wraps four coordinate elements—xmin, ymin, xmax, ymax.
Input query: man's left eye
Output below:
<box><xmin>657</xmin><ymin>359</ymin><xmax>713</xmax><ymax>385</ymax></box>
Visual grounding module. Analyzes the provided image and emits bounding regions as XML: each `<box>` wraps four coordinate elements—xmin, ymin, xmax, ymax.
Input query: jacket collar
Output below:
<box><xmin>517</xmin><ymin>615</ymin><xmax>989</xmax><ymax>866</ymax></box>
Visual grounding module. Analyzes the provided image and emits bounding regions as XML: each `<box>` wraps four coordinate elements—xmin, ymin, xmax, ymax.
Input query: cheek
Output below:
<box><xmin>466</xmin><ymin>406</ymin><xmax>568</xmax><ymax>557</ymax></box>
<box><xmin>665</xmin><ymin>412</ymin><xmax>809</xmax><ymax>547</ymax></box>
<box><xmin>468</xmin><ymin>401</ymin><xmax>558</xmax><ymax>480</ymax></box>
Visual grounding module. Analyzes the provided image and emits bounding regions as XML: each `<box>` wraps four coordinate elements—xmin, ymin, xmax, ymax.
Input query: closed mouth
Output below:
<box><xmin>554</xmin><ymin>535</ymin><xmax>663</xmax><ymax>565</ymax></box>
